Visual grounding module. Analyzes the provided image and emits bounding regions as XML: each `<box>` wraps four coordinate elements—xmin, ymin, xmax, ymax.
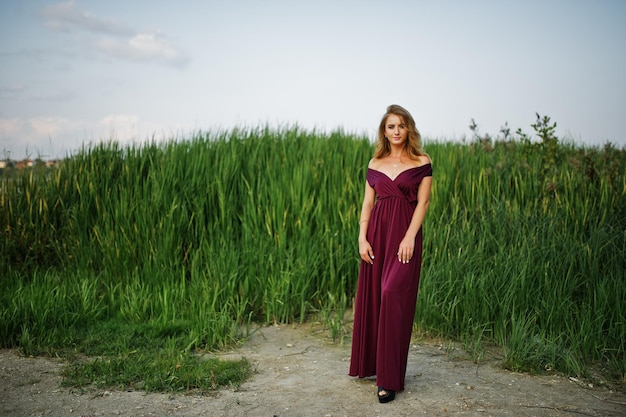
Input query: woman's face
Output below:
<box><xmin>384</xmin><ymin>114</ymin><xmax>408</xmax><ymax>146</ymax></box>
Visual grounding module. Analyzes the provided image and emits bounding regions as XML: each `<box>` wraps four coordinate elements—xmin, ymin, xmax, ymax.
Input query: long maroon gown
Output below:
<box><xmin>349</xmin><ymin>164</ymin><xmax>432</xmax><ymax>391</ymax></box>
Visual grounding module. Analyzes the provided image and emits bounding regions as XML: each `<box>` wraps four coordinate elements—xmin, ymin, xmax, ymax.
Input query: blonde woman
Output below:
<box><xmin>349</xmin><ymin>104</ymin><xmax>432</xmax><ymax>403</ymax></box>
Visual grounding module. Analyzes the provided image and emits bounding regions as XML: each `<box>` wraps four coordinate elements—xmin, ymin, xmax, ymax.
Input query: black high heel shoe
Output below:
<box><xmin>377</xmin><ymin>387</ymin><xmax>396</xmax><ymax>403</ymax></box>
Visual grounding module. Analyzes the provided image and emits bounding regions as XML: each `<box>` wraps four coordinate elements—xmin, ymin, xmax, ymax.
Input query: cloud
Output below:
<box><xmin>40</xmin><ymin>1</ymin><xmax>133</xmax><ymax>36</ymax></box>
<box><xmin>0</xmin><ymin>116</ymin><xmax>76</xmax><ymax>141</ymax></box>
<box><xmin>99</xmin><ymin>114</ymin><xmax>138</xmax><ymax>125</ymax></box>
<box><xmin>39</xmin><ymin>1</ymin><xmax>190</xmax><ymax>68</ymax></box>
<box><xmin>0</xmin><ymin>116</ymin><xmax>79</xmax><ymax>158</ymax></box>
<box><xmin>97</xmin><ymin>114</ymin><xmax>174</xmax><ymax>143</ymax></box>
<box><xmin>0</xmin><ymin>118</ymin><xmax>23</xmax><ymax>136</ymax></box>
<box><xmin>30</xmin><ymin>116</ymin><xmax>75</xmax><ymax>137</ymax></box>
<box><xmin>0</xmin><ymin>84</ymin><xmax>27</xmax><ymax>100</ymax></box>
<box><xmin>0</xmin><ymin>83</ymin><xmax>77</xmax><ymax>104</ymax></box>
<box><xmin>0</xmin><ymin>115</ymin><xmax>150</xmax><ymax>159</ymax></box>
<box><xmin>31</xmin><ymin>89</ymin><xmax>77</xmax><ymax>103</ymax></box>
<box><xmin>96</xmin><ymin>31</ymin><xmax>190</xmax><ymax>67</ymax></box>
<box><xmin>99</xmin><ymin>113</ymin><xmax>139</xmax><ymax>135</ymax></box>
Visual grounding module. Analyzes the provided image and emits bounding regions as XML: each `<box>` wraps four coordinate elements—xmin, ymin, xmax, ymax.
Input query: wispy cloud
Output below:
<box><xmin>99</xmin><ymin>114</ymin><xmax>139</xmax><ymax>130</ymax></box>
<box><xmin>0</xmin><ymin>114</ymin><xmax>149</xmax><ymax>159</ymax></box>
<box><xmin>29</xmin><ymin>116</ymin><xmax>75</xmax><ymax>138</ymax></box>
<box><xmin>30</xmin><ymin>89</ymin><xmax>77</xmax><ymax>102</ymax></box>
<box><xmin>39</xmin><ymin>1</ymin><xmax>190</xmax><ymax>68</ymax></box>
<box><xmin>0</xmin><ymin>84</ymin><xmax>27</xmax><ymax>100</ymax></box>
<box><xmin>0</xmin><ymin>118</ymin><xmax>23</xmax><ymax>137</ymax></box>
<box><xmin>0</xmin><ymin>116</ymin><xmax>79</xmax><ymax>158</ymax></box>
<box><xmin>96</xmin><ymin>31</ymin><xmax>190</xmax><ymax>67</ymax></box>
<box><xmin>0</xmin><ymin>83</ymin><xmax>76</xmax><ymax>103</ymax></box>
<box><xmin>0</xmin><ymin>116</ymin><xmax>76</xmax><ymax>140</ymax></box>
<box><xmin>40</xmin><ymin>1</ymin><xmax>133</xmax><ymax>36</ymax></box>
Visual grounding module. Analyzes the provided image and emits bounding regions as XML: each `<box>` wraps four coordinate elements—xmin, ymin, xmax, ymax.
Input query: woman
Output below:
<box><xmin>349</xmin><ymin>104</ymin><xmax>432</xmax><ymax>403</ymax></box>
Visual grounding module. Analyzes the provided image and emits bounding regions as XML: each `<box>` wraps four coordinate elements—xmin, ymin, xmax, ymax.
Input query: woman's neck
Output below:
<box><xmin>388</xmin><ymin>146</ymin><xmax>406</xmax><ymax>159</ymax></box>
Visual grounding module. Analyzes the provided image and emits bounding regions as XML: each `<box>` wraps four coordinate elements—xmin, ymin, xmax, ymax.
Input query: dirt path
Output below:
<box><xmin>1</xmin><ymin>323</ymin><xmax>624</xmax><ymax>417</ymax></box>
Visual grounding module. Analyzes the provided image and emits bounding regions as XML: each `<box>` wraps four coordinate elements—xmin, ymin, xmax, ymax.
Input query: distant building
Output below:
<box><xmin>0</xmin><ymin>158</ymin><xmax>60</xmax><ymax>170</ymax></box>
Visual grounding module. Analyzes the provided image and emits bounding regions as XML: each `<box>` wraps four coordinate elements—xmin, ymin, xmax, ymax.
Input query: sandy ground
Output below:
<box><xmin>1</xmin><ymin>322</ymin><xmax>625</xmax><ymax>417</ymax></box>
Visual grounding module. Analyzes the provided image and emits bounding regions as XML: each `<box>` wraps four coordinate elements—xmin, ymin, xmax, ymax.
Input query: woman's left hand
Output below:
<box><xmin>397</xmin><ymin>236</ymin><xmax>415</xmax><ymax>264</ymax></box>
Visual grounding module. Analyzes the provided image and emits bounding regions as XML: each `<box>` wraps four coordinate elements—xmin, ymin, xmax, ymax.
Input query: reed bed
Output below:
<box><xmin>1</xmin><ymin>126</ymin><xmax>624</xmax><ymax>386</ymax></box>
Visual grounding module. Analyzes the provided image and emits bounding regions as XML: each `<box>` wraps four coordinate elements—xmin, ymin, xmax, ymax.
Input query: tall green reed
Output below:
<box><xmin>420</xmin><ymin>137</ymin><xmax>625</xmax><ymax>380</ymax></box>
<box><xmin>1</xmin><ymin>127</ymin><xmax>370</xmax><ymax>350</ymax></box>
<box><xmin>1</xmin><ymin>125</ymin><xmax>624</xmax><ymax>383</ymax></box>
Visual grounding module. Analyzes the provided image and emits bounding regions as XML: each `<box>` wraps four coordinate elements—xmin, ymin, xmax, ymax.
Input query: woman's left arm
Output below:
<box><xmin>397</xmin><ymin>172</ymin><xmax>432</xmax><ymax>264</ymax></box>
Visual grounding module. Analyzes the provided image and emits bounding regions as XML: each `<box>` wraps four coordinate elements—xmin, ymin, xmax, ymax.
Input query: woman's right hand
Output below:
<box><xmin>359</xmin><ymin>240</ymin><xmax>375</xmax><ymax>264</ymax></box>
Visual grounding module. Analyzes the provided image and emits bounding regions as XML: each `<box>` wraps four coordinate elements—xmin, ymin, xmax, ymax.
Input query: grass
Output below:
<box><xmin>61</xmin><ymin>321</ymin><xmax>251</xmax><ymax>392</ymax></box>
<box><xmin>1</xmin><ymin>121</ymin><xmax>624</xmax><ymax>391</ymax></box>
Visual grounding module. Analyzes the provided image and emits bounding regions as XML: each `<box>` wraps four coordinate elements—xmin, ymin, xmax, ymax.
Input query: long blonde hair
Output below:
<box><xmin>374</xmin><ymin>104</ymin><xmax>424</xmax><ymax>159</ymax></box>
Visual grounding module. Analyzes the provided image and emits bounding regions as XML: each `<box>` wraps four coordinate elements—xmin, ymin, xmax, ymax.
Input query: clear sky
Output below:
<box><xmin>1</xmin><ymin>0</ymin><xmax>625</xmax><ymax>159</ymax></box>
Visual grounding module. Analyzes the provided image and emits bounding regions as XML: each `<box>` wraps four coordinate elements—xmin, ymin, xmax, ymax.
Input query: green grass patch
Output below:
<box><xmin>61</xmin><ymin>321</ymin><xmax>251</xmax><ymax>393</ymax></box>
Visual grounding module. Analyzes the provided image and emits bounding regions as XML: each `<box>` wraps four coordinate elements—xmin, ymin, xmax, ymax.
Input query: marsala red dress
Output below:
<box><xmin>349</xmin><ymin>163</ymin><xmax>432</xmax><ymax>391</ymax></box>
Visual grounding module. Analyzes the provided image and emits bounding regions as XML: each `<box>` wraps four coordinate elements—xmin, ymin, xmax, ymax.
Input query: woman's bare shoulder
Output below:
<box><xmin>418</xmin><ymin>154</ymin><xmax>432</xmax><ymax>166</ymax></box>
<box><xmin>367</xmin><ymin>158</ymin><xmax>381</xmax><ymax>169</ymax></box>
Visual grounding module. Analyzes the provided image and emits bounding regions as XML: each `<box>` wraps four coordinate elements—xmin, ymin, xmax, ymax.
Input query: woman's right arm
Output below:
<box><xmin>358</xmin><ymin>181</ymin><xmax>376</xmax><ymax>264</ymax></box>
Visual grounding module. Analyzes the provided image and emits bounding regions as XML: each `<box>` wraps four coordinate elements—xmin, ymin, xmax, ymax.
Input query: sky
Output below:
<box><xmin>1</xmin><ymin>0</ymin><xmax>625</xmax><ymax>160</ymax></box>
